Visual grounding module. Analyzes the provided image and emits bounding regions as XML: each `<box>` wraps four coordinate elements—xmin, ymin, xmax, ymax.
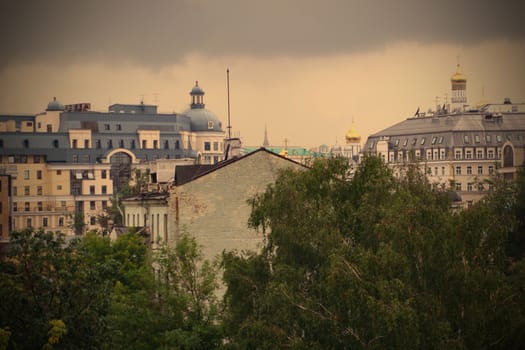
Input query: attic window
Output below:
<box><xmin>438</xmin><ymin>136</ymin><xmax>444</xmax><ymax>144</ymax></box>
<box><xmin>394</xmin><ymin>139</ymin><xmax>400</xmax><ymax>147</ymax></box>
<box><xmin>420</xmin><ymin>137</ymin><xmax>426</xmax><ymax>145</ymax></box>
<box><xmin>431</xmin><ymin>137</ymin><xmax>437</xmax><ymax>145</ymax></box>
<box><xmin>403</xmin><ymin>139</ymin><xmax>408</xmax><ymax>147</ymax></box>
<box><xmin>207</xmin><ymin>121</ymin><xmax>214</xmax><ymax>129</ymax></box>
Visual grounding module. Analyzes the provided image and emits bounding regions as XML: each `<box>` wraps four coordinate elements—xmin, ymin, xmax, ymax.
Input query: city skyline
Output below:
<box><xmin>1</xmin><ymin>0</ymin><xmax>524</xmax><ymax>148</ymax></box>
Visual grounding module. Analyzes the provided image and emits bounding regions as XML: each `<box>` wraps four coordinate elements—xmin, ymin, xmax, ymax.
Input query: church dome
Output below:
<box><xmin>185</xmin><ymin>108</ymin><xmax>223</xmax><ymax>132</ymax></box>
<box><xmin>46</xmin><ymin>97</ymin><xmax>64</xmax><ymax>111</ymax></box>
<box><xmin>190</xmin><ymin>82</ymin><xmax>204</xmax><ymax>95</ymax></box>
<box><xmin>451</xmin><ymin>64</ymin><xmax>466</xmax><ymax>83</ymax></box>
<box><xmin>345</xmin><ymin>124</ymin><xmax>361</xmax><ymax>143</ymax></box>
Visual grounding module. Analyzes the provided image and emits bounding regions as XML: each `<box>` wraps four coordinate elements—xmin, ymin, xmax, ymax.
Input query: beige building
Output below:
<box><xmin>364</xmin><ymin>65</ymin><xmax>525</xmax><ymax>207</ymax></box>
<box><xmin>123</xmin><ymin>148</ymin><xmax>306</xmax><ymax>260</ymax></box>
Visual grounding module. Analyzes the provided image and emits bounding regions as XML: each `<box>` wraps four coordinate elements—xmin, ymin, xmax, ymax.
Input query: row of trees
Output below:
<box><xmin>1</xmin><ymin>156</ymin><xmax>524</xmax><ymax>349</ymax></box>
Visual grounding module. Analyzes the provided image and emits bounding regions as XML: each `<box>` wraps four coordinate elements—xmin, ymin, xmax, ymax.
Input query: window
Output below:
<box><xmin>107</xmin><ymin>140</ymin><xmax>113</xmax><ymax>149</ymax></box>
<box><xmin>455</xmin><ymin>150</ymin><xmax>462</xmax><ymax>160</ymax></box>
<box><xmin>59</xmin><ymin>217</ymin><xmax>64</xmax><ymax>226</ymax></box>
<box><xmin>102</xmin><ymin>185</ymin><xmax>107</xmax><ymax>194</ymax></box>
<box><xmin>104</xmin><ymin>124</ymin><xmax>110</xmax><ymax>130</ymax></box>
<box><xmin>116</xmin><ymin>124</ymin><xmax>122</xmax><ymax>131</ymax></box>
<box><xmin>24</xmin><ymin>186</ymin><xmax>30</xmax><ymax>195</ymax></box>
<box><xmin>72</xmin><ymin>155</ymin><xmax>78</xmax><ymax>163</ymax></box>
<box><xmin>90</xmin><ymin>216</ymin><xmax>96</xmax><ymax>225</ymax></box>
<box><xmin>464</xmin><ymin>135</ymin><xmax>469</xmax><ymax>144</ymax></box>
<box><xmin>13</xmin><ymin>203</ymin><xmax>17</xmax><ymax>212</ymax></box>
<box><xmin>213</xmin><ymin>141</ymin><xmax>219</xmax><ymax>151</ymax></box>
<box><xmin>153</xmin><ymin>140</ymin><xmax>158</xmax><ymax>149</ymax></box>
<box><xmin>43</xmin><ymin>217</ymin><xmax>48</xmax><ymax>227</ymax></box>
<box><xmin>60</xmin><ymin>201</ymin><xmax>66</xmax><ymax>208</ymax></box>
<box><xmin>434</xmin><ymin>167</ymin><xmax>438</xmax><ymax>176</ymax></box>
<box><xmin>411</xmin><ymin>138</ymin><xmax>417</xmax><ymax>146</ymax></box>
<box><xmin>47</xmin><ymin>124</ymin><xmax>52</xmax><ymax>132</ymax></box>
<box><xmin>25</xmin><ymin>202</ymin><xmax>30</xmax><ymax>212</ymax></box>
<box><xmin>72</xmin><ymin>139</ymin><xmax>78</xmax><ymax>148</ymax></box>
<box><xmin>455</xmin><ymin>166</ymin><xmax>461</xmax><ymax>175</ymax></box>
<box><xmin>57</xmin><ymin>170</ymin><xmax>62</xmax><ymax>175</ymax></box>
<box><xmin>487</xmin><ymin>149</ymin><xmax>495</xmax><ymax>159</ymax></box>
<box><xmin>465</xmin><ymin>150</ymin><xmax>472</xmax><ymax>159</ymax></box>
<box><xmin>476</xmin><ymin>149</ymin><xmax>483</xmax><ymax>159</ymax></box>
<box><xmin>37</xmin><ymin>202</ymin><xmax>42</xmax><ymax>211</ymax></box>
<box><xmin>96</xmin><ymin>140</ymin><xmax>101</xmax><ymax>149</ymax></box>
<box><xmin>455</xmin><ymin>182</ymin><xmax>462</xmax><ymax>191</ymax></box>
<box><xmin>208</xmin><ymin>121</ymin><xmax>214</xmax><ymax>129</ymax></box>
<box><xmin>496</xmin><ymin>135</ymin><xmax>502</xmax><ymax>143</ymax></box>
<box><xmin>175</xmin><ymin>140</ymin><xmax>180</xmax><ymax>149</ymax></box>
<box><xmin>142</xmin><ymin>140</ymin><xmax>147</xmax><ymax>149</ymax></box>
<box><xmin>431</xmin><ymin>137</ymin><xmax>437</xmax><ymax>145</ymax></box>
<box><xmin>441</xmin><ymin>167</ymin><xmax>445</xmax><ymax>176</ymax></box>
<box><xmin>36</xmin><ymin>170</ymin><xmax>42</xmax><ymax>179</ymax></box>
<box><xmin>90</xmin><ymin>201</ymin><xmax>96</xmax><ymax>210</ymax></box>
<box><xmin>466</xmin><ymin>166</ymin><xmax>472</xmax><ymax>175</ymax></box>
<box><xmin>204</xmin><ymin>142</ymin><xmax>211</xmax><ymax>151</ymax></box>
<box><xmin>474</xmin><ymin>135</ymin><xmax>480</xmax><ymax>143</ymax></box>
<box><xmin>24</xmin><ymin>170</ymin><xmax>30</xmax><ymax>180</ymax></box>
<box><xmin>164</xmin><ymin>140</ymin><xmax>169</xmax><ymax>149</ymax></box>
<box><xmin>489</xmin><ymin>166</ymin><xmax>494</xmax><ymax>175</ymax></box>
<box><xmin>477</xmin><ymin>166</ymin><xmax>483</xmax><ymax>175</ymax></box>
<box><xmin>23</xmin><ymin>139</ymin><xmax>29</xmax><ymax>148</ymax></box>
<box><xmin>395</xmin><ymin>139</ymin><xmax>400</xmax><ymax>147</ymax></box>
<box><xmin>467</xmin><ymin>183</ymin><xmax>473</xmax><ymax>192</ymax></box>
<box><xmin>503</xmin><ymin>145</ymin><xmax>514</xmax><ymax>167</ymax></box>
<box><xmin>102</xmin><ymin>201</ymin><xmax>108</xmax><ymax>209</ymax></box>
<box><xmin>53</xmin><ymin>140</ymin><xmax>59</xmax><ymax>148</ymax></box>
<box><xmin>403</xmin><ymin>139</ymin><xmax>408</xmax><ymax>147</ymax></box>
<box><xmin>486</xmin><ymin>135</ymin><xmax>492</xmax><ymax>143</ymax></box>
<box><xmin>0</xmin><ymin>139</ymin><xmax>3</xmax><ymax>148</ymax></box>
<box><xmin>467</xmin><ymin>201</ymin><xmax>473</xmax><ymax>208</ymax></box>
<box><xmin>84</xmin><ymin>140</ymin><xmax>89</xmax><ymax>148</ymax></box>
<box><xmin>34</xmin><ymin>155</ymin><xmax>41</xmax><ymax>163</ymax></box>
<box><xmin>420</xmin><ymin>137</ymin><xmax>426</xmax><ymax>145</ymax></box>
<box><xmin>57</xmin><ymin>185</ymin><xmax>62</xmax><ymax>190</ymax></box>
<box><xmin>37</xmin><ymin>186</ymin><xmax>42</xmax><ymax>196</ymax></box>
<box><xmin>90</xmin><ymin>186</ymin><xmax>95</xmax><ymax>195</ymax></box>
<box><xmin>440</xmin><ymin>149</ymin><xmax>446</xmax><ymax>160</ymax></box>
<box><xmin>119</xmin><ymin>140</ymin><xmax>124</xmax><ymax>148</ymax></box>
<box><xmin>101</xmin><ymin>170</ymin><xmax>107</xmax><ymax>179</ymax></box>
<box><xmin>27</xmin><ymin>218</ymin><xmax>32</xmax><ymax>227</ymax></box>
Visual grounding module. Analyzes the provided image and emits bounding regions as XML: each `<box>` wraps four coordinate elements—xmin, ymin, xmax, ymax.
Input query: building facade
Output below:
<box><xmin>364</xmin><ymin>66</ymin><xmax>525</xmax><ymax>207</ymax></box>
<box><xmin>0</xmin><ymin>82</ymin><xmax>226</xmax><ymax>235</ymax></box>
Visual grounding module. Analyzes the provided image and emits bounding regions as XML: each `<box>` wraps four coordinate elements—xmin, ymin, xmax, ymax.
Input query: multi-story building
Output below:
<box><xmin>364</xmin><ymin>65</ymin><xmax>525</xmax><ymax>207</ymax></box>
<box><xmin>0</xmin><ymin>82</ymin><xmax>226</xmax><ymax>235</ymax></box>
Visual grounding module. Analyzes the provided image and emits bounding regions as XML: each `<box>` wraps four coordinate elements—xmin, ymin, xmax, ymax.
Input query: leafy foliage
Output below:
<box><xmin>223</xmin><ymin>156</ymin><xmax>525</xmax><ymax>349</ymax></box>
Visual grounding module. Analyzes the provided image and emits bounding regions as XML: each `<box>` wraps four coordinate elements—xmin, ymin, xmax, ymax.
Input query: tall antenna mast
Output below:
<box><xmin>226</xmin><ymin>68</ymin><xmax>232</xmax><ymax>139</ymax></box>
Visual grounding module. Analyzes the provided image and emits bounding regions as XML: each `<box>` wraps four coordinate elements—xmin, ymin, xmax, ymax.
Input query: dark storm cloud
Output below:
<box><xmin>1</xmin><ymin>0</ymin><xmax>524</xmax><ymax>68</ymax></box>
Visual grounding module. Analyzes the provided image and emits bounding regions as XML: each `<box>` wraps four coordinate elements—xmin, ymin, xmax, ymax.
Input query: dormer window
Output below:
<box><xmin>208</xmin><ymin>121</ymin><xmax>214</xmax><ymax>129</ymax></box>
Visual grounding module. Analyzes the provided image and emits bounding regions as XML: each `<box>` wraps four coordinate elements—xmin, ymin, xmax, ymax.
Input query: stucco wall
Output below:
<box><xmin>170</xmin><ymin>150</ymin><xmax>304</xmax><ymax>262</ymax></box>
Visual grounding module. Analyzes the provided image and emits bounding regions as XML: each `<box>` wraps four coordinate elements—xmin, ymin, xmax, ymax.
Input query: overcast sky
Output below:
<box><xmin>1</xmin><ymin>0</ymin><xmax>524</xmax><ymax>147</ymax></box>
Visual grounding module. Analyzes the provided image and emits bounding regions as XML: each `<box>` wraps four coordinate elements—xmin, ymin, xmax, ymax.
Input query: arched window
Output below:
<box><xmin>503</xmin><ymin>145</ymin><xmax>514</xmax><ymax>167</ymax></box>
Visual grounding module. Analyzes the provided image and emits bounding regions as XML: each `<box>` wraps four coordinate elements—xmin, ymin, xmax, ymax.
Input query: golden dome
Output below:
<box><xmin>451</xmin><ymin>64</ymin><xmax>466</xmax><ymax>82</ymax></box>
<box><xmin>345</xmin><ymin>124</ymin><xmax>361</xmax><ymax>143</ymax></box>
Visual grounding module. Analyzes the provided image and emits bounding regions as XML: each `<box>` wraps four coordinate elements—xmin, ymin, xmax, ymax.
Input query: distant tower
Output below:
<box><xmin>343</xmin><ymin>120</ymin><xmax>362</xmax><ymax>162</ymax></box>
<box><xmin>262</xmin><ymin>125</ymin><xmax>270</xmax><ymax>147</ymax></box>
<box><xmin>451</xmin><ymin>63</ymin><xmax>467</xmax><ymax>112</ymax></box>
<box><xmin>190</xmin><ymin>81</ymin><xmax>205</xmax><ymax>109</ymax></box>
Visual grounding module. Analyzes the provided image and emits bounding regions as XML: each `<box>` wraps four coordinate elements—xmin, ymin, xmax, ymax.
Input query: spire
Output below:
<box><xmin>263</xmin><ymin>124</ymin><xmax>270</xmax><ymax>147</ymax></box>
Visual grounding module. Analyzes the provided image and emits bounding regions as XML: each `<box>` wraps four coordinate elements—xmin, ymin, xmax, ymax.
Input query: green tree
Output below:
<box><xmin>222</xmin><ymin>156</ymin><xmax>525</xmax><ymax>349</ymax></box>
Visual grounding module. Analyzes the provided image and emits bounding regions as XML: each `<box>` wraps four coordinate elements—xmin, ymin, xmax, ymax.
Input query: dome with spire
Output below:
<box><xmin>451</xmin><ymin>64</ymin><xmax>466</xmax><ymax>83</ymax></box>
<box><xmin>345</xmin><ymin>123</ymin><xmax>361</xmax><ymax>143</ymax></box>
<box><xmin>184</xmin><ymin>81</ymin><xmax>223</xmax><ymax>132</ymax></box>
<box><xmin>46</xmin><ymin>97</ymin><xmax>64</xmax><ymax>111</ymax></box>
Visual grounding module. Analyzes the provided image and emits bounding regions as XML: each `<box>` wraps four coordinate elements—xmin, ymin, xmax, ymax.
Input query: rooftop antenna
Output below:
<box><xmin>226</xmin><ymin>68</ymin><xmax>232</xmax><ymax>139</ymax></box>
